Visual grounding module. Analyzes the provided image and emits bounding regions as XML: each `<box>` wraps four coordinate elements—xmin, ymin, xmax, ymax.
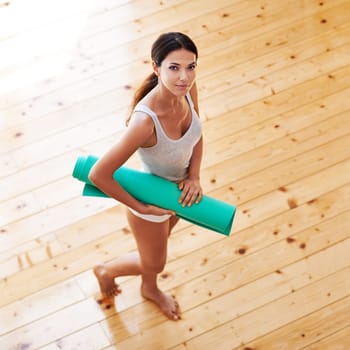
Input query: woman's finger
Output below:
<box><xmin>178</xmin><ymin>184</ymin><xmax>190</xmax><ymax>203</ymax></box>
<box><xmin>183</xmin><ymin>190</ymin><xmax>200</xmax><ymax>207</ymax></box>
<box><xmin>195</xmin><ymin>190</ymin><xmax>202</xmax><ymax>204</ymax></box>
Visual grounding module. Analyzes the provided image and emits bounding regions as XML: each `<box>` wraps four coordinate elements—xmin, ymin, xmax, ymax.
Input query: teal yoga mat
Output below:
<box><xmin>72</xmin><ymin>155</ymin><xmax>236</xmax><ymax>236</ymax></box>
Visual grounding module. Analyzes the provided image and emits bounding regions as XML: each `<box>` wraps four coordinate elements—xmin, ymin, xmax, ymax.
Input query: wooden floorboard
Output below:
<box><xmin>1</xmin><ymin>0</ymin><xmax>349</xmax><ymax>349</ymax></box>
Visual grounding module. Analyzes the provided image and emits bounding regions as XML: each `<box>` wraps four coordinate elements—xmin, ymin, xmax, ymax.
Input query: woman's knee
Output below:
<box><xmin>142</xmin><ymin>258</ymin><xmax>166</xmax><ymax>274</ymax></box>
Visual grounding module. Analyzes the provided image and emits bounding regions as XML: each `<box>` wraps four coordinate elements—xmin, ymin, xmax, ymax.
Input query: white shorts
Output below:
<box><xmin>128</xmin><ymin>208</ymin><xmax>172</xmax><ymax>223</ymax></box>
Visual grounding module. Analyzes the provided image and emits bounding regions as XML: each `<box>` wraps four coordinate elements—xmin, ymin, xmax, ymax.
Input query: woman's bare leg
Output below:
<box><xmin>94</xmin><ymin>211</ymin><xmax>180</xmax><ymax>320</ymax></box>
<box><xmin>168</xmin><ymin>215</ymin><xmax>180</xmax><ymax>235</ymax></box>
<box><xmin>126</xmin><ymin>210</ymin><xmax>181</xmax><ymax>320</ymax></box>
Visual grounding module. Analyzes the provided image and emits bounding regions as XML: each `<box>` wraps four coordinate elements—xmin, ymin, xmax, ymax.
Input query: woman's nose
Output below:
<box><xmin>180</xmin><ymin>69</ymin><xmax>188</xmax><ymax>81</ymax></box>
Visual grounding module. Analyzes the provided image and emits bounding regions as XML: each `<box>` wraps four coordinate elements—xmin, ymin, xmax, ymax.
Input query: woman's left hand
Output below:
<box><xmin>178</xmin><ymin>177</ymin><xmax>202</xmax><ymax>207</ymax></box>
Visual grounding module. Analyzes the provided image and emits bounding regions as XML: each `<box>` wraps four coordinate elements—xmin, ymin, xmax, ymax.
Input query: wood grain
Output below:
<box><xmin>0</xmin><ymin>0</ymin><xmax>349</xmax><ymax>349</ymax></box>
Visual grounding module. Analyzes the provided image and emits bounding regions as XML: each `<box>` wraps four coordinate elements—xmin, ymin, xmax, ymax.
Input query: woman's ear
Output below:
<box><xmin>152</xmin><ymin>60</ymin><xmax>160</xmax><ymax>76</ymax></box>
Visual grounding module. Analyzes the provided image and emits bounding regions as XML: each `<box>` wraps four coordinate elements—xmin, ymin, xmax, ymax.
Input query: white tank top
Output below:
<box><xmin>134</xmin><ymin>93</ymin><xmax>202</xmax><ymax>182</ymax></box>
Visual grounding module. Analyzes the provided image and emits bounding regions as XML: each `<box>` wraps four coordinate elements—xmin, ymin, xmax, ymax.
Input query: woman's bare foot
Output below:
<box><xmin>93</xmin><ymin>264</ymin><xmax>121</xmax><ymax>299</ymax></box>
<box><xmin>141</xmin><ymin>284</ymin><xmax>181</xmax><ymax>321</ymax></box>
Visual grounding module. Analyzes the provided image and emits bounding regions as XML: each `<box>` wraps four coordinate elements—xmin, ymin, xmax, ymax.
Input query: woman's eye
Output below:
<box><xmin>169</xmin><ymin>66</ymin><xmax>178</xmax><ymax>71</ymax></box>
<box><xmin>189</xmin><ymin>65</ymin><xmax>196</xmax><ymax>70</ymax></box>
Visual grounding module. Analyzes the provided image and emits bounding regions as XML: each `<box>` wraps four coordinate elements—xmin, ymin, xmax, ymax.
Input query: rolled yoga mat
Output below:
<box><xmin>72</xmin><ymin>155</ymin><xmax>236</xmax><ymax>236</ymax></box>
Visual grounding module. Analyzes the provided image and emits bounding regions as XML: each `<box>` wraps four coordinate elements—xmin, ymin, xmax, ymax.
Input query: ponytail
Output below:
<box><xmin>126</xmin><ymin>72</ymin><xmax>158</xmax><ymax>126</ymax></box>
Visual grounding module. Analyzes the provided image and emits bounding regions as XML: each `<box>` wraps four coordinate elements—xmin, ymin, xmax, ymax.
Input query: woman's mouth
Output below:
<box><xmin>175</xmin><ymin>84</ymin><xmax>189</xmax><ymax>89</ymax></box>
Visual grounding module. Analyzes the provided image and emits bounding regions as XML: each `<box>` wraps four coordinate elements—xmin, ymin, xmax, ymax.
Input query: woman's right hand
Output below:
<box><xmin>139</xmin><ymin>203</ymin><xmax>175</xmax><ymax>217</ymax></box>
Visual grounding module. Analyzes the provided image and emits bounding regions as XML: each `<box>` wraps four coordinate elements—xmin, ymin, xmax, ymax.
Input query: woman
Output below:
<box><xmin>89</xmin><ymin>32</ymin><xmax>203</xmax><ymax>321</ymax></box>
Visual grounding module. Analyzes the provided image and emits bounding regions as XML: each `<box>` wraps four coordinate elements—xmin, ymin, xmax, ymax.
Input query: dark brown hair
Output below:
<box><xmin>126</xmin><ymin>32</ymin><xmax>198</xmax><ymax>125</ymax></box>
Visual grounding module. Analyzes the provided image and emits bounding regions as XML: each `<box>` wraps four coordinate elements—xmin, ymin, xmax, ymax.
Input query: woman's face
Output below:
<box><xmin>154</xmin><ymin>48</ymin><xmax>197</xmax><ymax>97</ymax></box>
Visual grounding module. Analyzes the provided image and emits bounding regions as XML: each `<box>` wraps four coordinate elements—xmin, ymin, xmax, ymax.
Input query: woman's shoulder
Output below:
<box><xmin>130</xmin><ymin>109</ymin><xmax>155</xmax><ymax>128</ymax></box>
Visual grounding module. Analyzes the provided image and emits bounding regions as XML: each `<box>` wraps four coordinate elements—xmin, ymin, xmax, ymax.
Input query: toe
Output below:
<box><xmin>171</xmin><ymin>300</ymin><xmax>181</xmax><ymax>320</ymax></box>
<box><xmin>113</xmin><ymin>285</ymin><xmax>122</xmax><ymax>296</ymax></box>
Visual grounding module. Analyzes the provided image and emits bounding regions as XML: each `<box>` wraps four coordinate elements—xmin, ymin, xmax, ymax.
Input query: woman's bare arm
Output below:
<box><xmin>88</xmin><ymin>113</ymin><xmax>174</xmax><ymax>215</ymax></box>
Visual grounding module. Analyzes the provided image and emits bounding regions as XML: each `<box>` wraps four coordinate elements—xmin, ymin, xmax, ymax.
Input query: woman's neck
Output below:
<box><xmin>153</xmin><ymin>85</ymin><xmax>185</xmax><ymax>109</ymax></box>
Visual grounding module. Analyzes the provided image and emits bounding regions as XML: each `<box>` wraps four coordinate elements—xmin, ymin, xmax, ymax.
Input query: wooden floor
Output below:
<box><xmin>1</xmin><ymin>0</ymin><xmax>350</xmax><ymax>349</ymax></box>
